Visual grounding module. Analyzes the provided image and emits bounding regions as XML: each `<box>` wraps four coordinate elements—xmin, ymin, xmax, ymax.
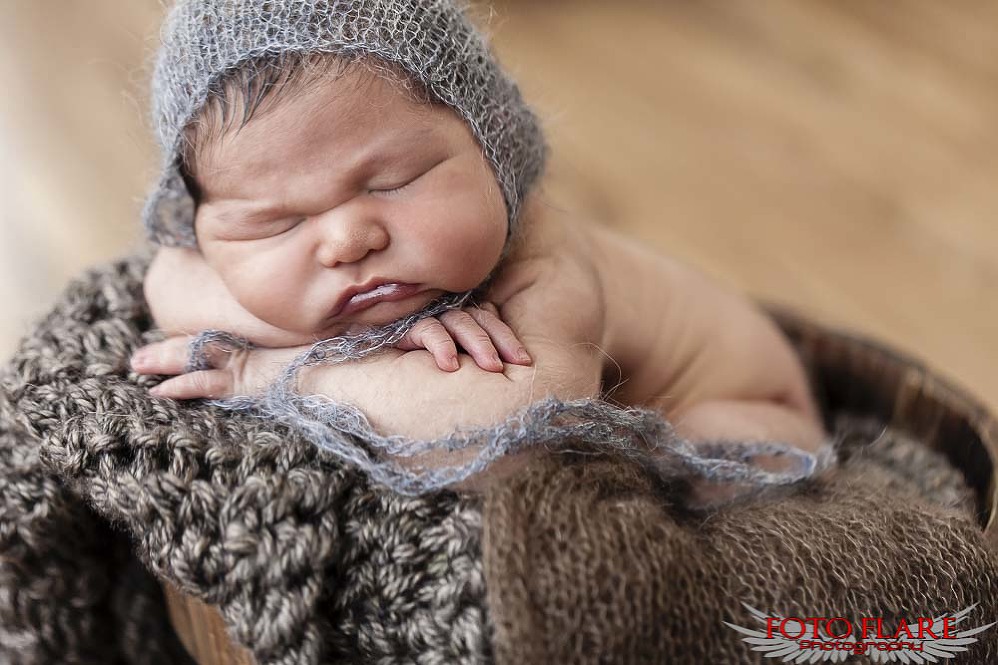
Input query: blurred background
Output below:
<box><xmin>1</xmin><ymin>0</ymin><xmax>996</xmax><ymax>413</ymax></box>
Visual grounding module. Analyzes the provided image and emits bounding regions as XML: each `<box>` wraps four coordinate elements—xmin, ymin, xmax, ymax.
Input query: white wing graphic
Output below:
<box><xmin>866</xmin><ymin>604</ymin><xmax>995</xmax><ymax>663</ymax></box>
<box><xmin>724</xmin><ymin>603</ymin><xmax>995</xmax><ymax>664</ymax></box>
<box><xmin>723</xmin><ymin>603</ymin><xmax>849</xmax><ymax>663</ymax></box>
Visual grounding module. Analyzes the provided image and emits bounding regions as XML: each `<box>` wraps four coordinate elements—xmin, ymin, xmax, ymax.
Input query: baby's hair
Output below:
<box><xmin>179</xmin><ymin>51</ymin><xmax>435</xmax><ymax>201</ymax></box>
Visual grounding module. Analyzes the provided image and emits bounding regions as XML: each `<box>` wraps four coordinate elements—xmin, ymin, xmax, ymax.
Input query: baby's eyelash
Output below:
<box><xmin>370</xmin><ymin>176</ymin><xmax>418</xmax><ymax>196</ymax></box>
<box><xmin>367</xmin><ymin>155</ymin><xmax>450</xmax><ymax>197</ymax></box>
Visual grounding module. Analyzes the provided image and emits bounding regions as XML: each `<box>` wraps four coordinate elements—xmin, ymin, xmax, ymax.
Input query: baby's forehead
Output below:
<box><xmin>192</xmin><ymin>83</ymin><xmax>467</xmax><ymax>205</ymax></box>
<box><xmin>188</xmin><ymin>60</ymin><xmax>443</xmax><ymax>173</ymax></box>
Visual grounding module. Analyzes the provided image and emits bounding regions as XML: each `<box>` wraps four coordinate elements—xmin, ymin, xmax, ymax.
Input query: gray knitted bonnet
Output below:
<box><xmin>143</xmin><ymin>0</ymin><xmax>547</xmax><ymax>248</ymax></box>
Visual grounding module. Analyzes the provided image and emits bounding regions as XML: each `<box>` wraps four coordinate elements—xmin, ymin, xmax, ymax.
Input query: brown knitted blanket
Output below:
<box><xmin>484</xmin><ymin>419</ymin><xmax>998</xmax><ymax>663</ymax></box>
<box><xmin>2</xmin><ymin>254</ymin><xmax>997</xmax><ymax>664</ymax></box>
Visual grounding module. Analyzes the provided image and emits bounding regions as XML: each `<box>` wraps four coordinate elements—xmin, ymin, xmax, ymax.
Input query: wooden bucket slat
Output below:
<box><xmin>769</xmin><ymin>306</ymin><xmax>998</xmax><ymax>534</ymax></box>
<box><xmin>163</xmin><ymin>582</ymin><xmax>256</xmax><ymax>665</ymax></box>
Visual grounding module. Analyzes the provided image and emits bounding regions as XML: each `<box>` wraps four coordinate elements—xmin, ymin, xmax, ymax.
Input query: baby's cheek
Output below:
<box><xmin>419</xmin><ymin>197</ymin><xmax>506</xmax><ymax>289</ymax></box>
<box><xmin>429</xmin><ymin>226</ymin><xmax>503</xmax><ymax>291</ymax></box>
<box><xmin>225</xmin><ymin>253</ymin><xmax>315</xmax><ymax>331</ymax></box>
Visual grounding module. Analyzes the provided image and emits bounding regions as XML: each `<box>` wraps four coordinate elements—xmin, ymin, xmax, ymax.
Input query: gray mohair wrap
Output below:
<box><xmin>142</xmin><ymin>0</ymin><xmax>548</xmax><ymax>248</ymax></box>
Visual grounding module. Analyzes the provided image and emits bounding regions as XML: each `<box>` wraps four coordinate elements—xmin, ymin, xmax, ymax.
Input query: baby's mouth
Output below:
<box><xmin>335</xmin><ymin>283</ymin><xmax>422</xmax><ymax>318</ymax></box>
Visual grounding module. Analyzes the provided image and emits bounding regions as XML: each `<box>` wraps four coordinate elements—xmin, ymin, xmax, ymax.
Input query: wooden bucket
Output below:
<box><xmin>162</xmin><ymin>583</ymin><xmax>255</xmax><ymax>665</ymax></box>
<box><xmin>162</xmin><ymin>310</ymin><xmax>998</xmax><ymax>663</ymax></box>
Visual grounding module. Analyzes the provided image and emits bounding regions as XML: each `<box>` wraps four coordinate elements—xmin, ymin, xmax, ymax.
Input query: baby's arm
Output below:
<box><xmin>142</xmin><ymin>246</ymin><xmax>530</xmax><ymax>372</ymax></box>
<box><xmin>132</xmin><ymin>324</ymin><xmax>596</xmax><ymax>491</ymax></box>
<box><xmin>586</xmin><ymin>222</ymin><xmax>825</xmax><ymax>452</ymax></box>
<box><xmin>136</xmin><ymin>244</ymin><xmax>602</xmax><ymax>492</ymax></box>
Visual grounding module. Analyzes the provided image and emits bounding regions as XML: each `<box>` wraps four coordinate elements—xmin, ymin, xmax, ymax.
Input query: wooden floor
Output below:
<box><xmin>2</xmin><ymin>1</ymin><xmax>996</xmax><ymax>413</ymax></box>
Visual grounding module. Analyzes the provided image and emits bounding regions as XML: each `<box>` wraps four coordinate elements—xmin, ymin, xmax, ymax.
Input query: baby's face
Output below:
<box><xmin>191</xmin><ymin>66</ymin><xmax>508</xmax><ymax>338</ymax></box>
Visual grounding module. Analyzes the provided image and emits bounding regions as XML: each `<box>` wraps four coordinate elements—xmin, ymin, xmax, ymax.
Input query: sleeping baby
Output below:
<box><xmin>131</xmin><ymin>0</ymin><xmax>829</xmax><ymax>494</ymax></box>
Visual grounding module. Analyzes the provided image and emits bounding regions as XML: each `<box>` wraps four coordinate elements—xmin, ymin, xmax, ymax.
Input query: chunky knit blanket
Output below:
<box><xmin>0</xmin><ymin>255</ymin><xmax>489</xmax><ymax>664</ymax></box>
<box><xmin>2</xmin><ymin>254</ymin><xmax>997</xmax><ymax>664</ymax></box>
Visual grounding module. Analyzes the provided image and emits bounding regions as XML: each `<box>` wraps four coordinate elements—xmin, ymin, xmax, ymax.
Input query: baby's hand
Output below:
<box><xmin>130</xmin><ymin>335</ymin><xmax>303</xmax><ymax>400</ymax></box>
<box><xmin>395</xmin><ymin>301</ymin><xmax>531</xmax><ymax>373</ymax></box>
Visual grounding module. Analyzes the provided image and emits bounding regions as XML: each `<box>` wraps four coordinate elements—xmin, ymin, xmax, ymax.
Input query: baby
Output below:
<box><xmin>131</xmin><ymin>0</ymin><xmax>827</xmax><ymax>493</ymax></box>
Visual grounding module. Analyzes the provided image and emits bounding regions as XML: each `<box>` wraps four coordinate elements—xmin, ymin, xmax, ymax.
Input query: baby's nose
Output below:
<box><xmin>314</xmin><ymin>214</ymin><xmax>390</xmax><ymax>267</ymax></box>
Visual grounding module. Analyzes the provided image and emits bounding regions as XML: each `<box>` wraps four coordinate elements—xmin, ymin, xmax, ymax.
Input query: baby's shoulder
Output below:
<box><xmin>487</xmin><ymin>208</ymin><xmax>605</xmax><ymax>348</ymax></box>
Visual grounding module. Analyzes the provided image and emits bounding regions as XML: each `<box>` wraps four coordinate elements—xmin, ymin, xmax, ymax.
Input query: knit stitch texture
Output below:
<box><xmin>484</xmin><ymin>416</ymin><xmax>997</xmax><ymax>664</ymax></box>
<box><xmin>0</xmin><ymin>255</ymin><xmax>490</xmax><ymax>664</ymax></box>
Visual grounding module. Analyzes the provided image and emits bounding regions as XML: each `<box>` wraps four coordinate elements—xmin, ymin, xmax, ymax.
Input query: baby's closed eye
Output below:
<box><xmin>200</xmin><ymin>206</ymin><xmax>304</xmax><ymax>241</ymax></box>
<box><xmin>241</xmin><ymin>217</ymin><xmax>305</xmax><ymax>239</ymax></box>
<box><xmin>367</xmin><ymin>155</ymin><xmax>450</xmax><ymax>197</ymax></box>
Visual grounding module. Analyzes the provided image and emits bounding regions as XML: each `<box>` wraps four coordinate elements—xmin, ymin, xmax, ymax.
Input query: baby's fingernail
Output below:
<box><xmin>149</xmin><ymin>385</ymin><xmax>164</xmax><ymax>396</ymax></box>
<box><xmin>130</xmin><ymin>350</ymin><xmax>149</xmax><ymax>370</ymax></box>
<box><xmin>447</xmin><ymin>356</ymin><xmax>460</xmax><ymax>371</ymax></box>
<box><xmin>517</xmin><ymin>348</ymin><xmax>531</xmax><ymax>364</ymax></box>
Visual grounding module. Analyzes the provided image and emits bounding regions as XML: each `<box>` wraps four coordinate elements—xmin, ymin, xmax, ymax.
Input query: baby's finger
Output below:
<box><xmin>401</xmin><ymin>318</ymin><xmax>459</xmax><ymax>371</ymax></box>
<box><xmin>476</xmin><ymin>301</ymin><xmax>499</xmax><ymax>316</ymax></box>
<box><xmin>466</xmin><ymin>305</ymin><xmax>532</xmax><ymax>366</ymax></box>
<box><xmin>439</xmin><ymin>310</ymin><xmax>503</xmax><ymax>372</ymax></box>
<box><xmin>130</xmin><ymin>336</ymin><xmax>194</xmax><ymax>375</ymax></box>
<box><xmin>148</xmin><ymin>370</ymin><xmax>233</xmax><ymax>400</ymax></box>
